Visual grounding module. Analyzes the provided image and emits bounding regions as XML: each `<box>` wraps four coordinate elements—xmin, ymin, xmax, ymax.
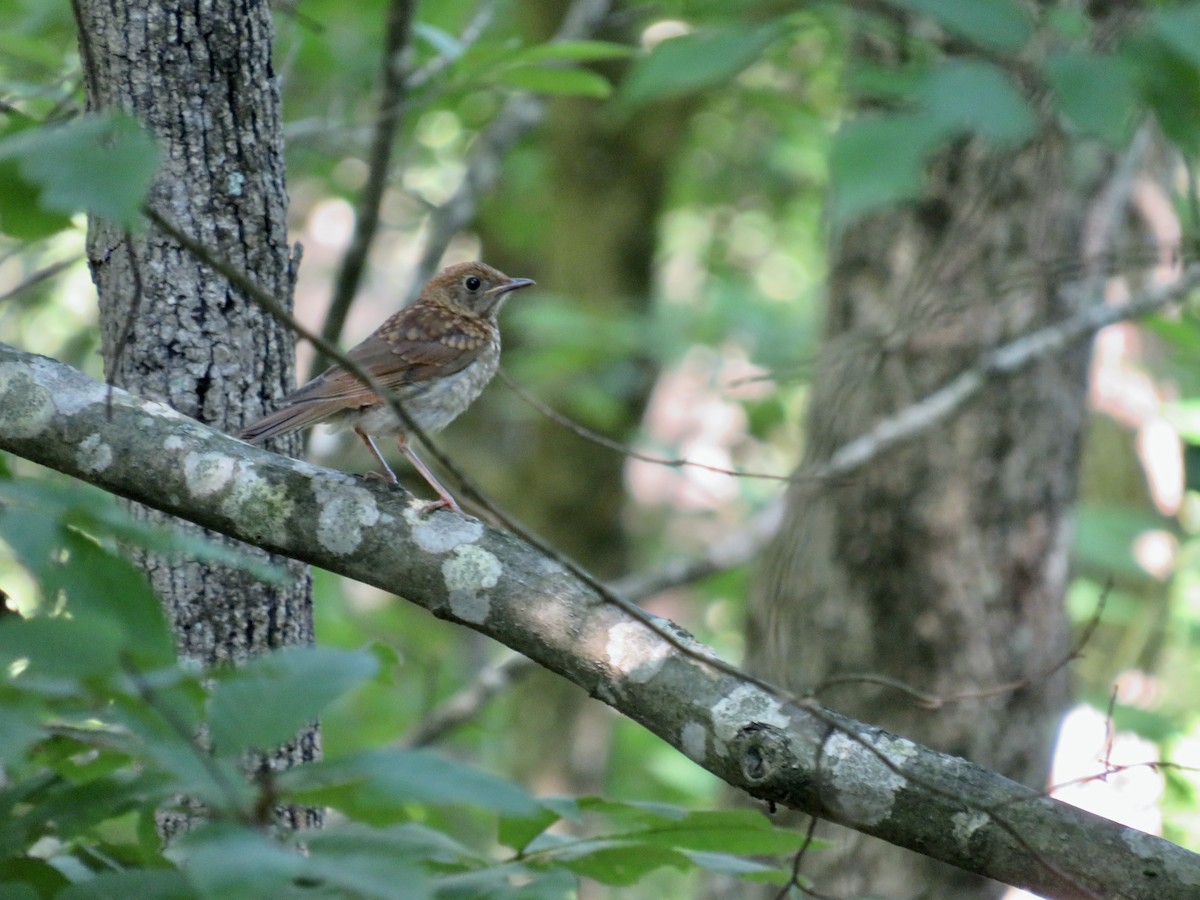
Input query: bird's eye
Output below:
<box><xmin>465</xmin><ymin>276</ymin><xmax>481</xmax><ymax>291</ymax></box>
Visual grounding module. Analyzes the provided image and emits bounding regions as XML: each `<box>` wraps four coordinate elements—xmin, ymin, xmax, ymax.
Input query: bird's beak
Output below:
<box><xmin>487</xmin><ymin>277</ymin><xmax>535</xmax><ymax>296</ymax></box>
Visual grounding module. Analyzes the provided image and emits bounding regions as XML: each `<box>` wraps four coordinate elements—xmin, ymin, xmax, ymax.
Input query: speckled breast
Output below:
<box><xmin>348</xmin><ymin>340</ymin><xmax>501</xmax><ymax>436</ymax></box>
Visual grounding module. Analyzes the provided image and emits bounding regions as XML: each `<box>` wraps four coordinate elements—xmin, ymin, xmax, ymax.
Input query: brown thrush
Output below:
<box><xmin>240</xmin><ymin>261</ymin><xmax>534</xmax><ymax>511</ymax></box>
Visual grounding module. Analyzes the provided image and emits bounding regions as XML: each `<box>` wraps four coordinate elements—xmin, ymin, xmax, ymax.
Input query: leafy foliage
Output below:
<box><xmin>0</xmin><ymin>467</ymin><xmax>805</xmax><ymax>896</ymax></box>
<box><xmin>0</xmin><ymin>112</ymin><xmax>158</xmax><ymax>233</ymax></box>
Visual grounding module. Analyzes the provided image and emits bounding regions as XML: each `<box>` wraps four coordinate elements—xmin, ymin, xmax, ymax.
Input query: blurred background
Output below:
<box><xmin>3</xmin><ymin>0</ymin><xmax>1200</xmax><ymax>895</ymax></box>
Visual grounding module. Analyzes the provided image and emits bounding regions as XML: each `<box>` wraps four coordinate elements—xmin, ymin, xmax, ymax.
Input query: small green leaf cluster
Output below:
<box><xmin>0</xmin><ymin>464</ymin><xmax>808</xmax><ymax>898</ymax></box>
<box><xmin>0</xmin><ymin>111</ymin><xmax>157</xmax><ymax>237</ymax></box>
<box><xmin>831</xmin><ymin>0</ymin><xmax>1200</xmax><ymax>224</ymax></box>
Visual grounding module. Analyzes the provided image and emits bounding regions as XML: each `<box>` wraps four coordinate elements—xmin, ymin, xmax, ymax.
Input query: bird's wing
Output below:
<box><xmin>288</xmin><ymin>306</ymin><xmax>493</xmax><ymax>407</ymax></box>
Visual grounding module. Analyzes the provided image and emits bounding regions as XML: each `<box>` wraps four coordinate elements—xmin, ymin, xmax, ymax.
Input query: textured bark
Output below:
<box><xmin>74</xmin><ymin>0</ymin><xmax>318</xmax><ymax>832</ymax></box>
<box><xmin>743</xmin><ymin>81</ymin><xmax>1109</xmax><ymax>900</ymax></box>
<box><xmin>4</xmin><ymin>341</ymin><xmax>1200</xmax><ymax>899</ymax></box>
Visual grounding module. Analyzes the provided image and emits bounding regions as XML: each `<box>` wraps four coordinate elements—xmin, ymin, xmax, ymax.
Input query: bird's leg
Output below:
<box><xmin>354</xmin><ymin>427</ymin><xmax>399</xmax><ymax>484</ymax></box>
<box><xmin>397</xmin><ymin>434</ymin><xmax>461</xmax><ymax>513</ymax></box>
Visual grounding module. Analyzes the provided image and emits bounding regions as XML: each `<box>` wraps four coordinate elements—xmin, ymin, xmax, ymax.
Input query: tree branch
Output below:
<box><xmin>1</xmin><ymin>342</ymin><xmax>1197</xmax><ymax>898</ymax></box>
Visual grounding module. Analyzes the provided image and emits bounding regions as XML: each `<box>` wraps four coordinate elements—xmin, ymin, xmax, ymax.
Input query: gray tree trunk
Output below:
<box><xmin>74</xmin><ymin>0</ymin><xmax>318</xmax><ymax>834</ymax></box>
<box><xmin>747</xmin><ymin>134</ymin><xmax>1090</xmax><ymax>897</ymax></box>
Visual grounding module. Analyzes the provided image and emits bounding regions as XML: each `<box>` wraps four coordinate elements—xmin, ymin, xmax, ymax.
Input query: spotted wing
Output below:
<box><xmin>288</xmin><ymin>305</ymin><xmax>493</xmax><ymax>407</ymax></box>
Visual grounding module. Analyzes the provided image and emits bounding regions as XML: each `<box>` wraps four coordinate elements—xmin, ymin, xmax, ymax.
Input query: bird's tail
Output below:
<box><xmin>240</xmin><ymin>400</ymin><xmax>342</xmax><ymax>443</ymax></box>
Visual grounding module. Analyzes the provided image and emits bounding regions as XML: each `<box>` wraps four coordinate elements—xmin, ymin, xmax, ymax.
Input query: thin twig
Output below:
<box><xmin>498</xmin><ymin>367</ymin><xmax>795</xmax><ymax>482</ymax></box>
<box><xmin>406</xmin><ymin>0</ymin><xmax>499</xmax><ymax>92</ymax></box>
<box><xmin>0</xmin><ymin>257</ymin><xmax>79</xmax><ymax>304</ymax></box>
<box><xmin>813</xmin><ymin>582</ymin><xmax>1111</xmax><ymax>708</ymax></box>
<box><xmin>106</xmin><ymin>232</ymin><xmax>145</xmax><ymax>415</ymax></box>
<box><xmin>810</xmin><ymin>265</ymin><xmax>1200</xmax><ymax>484</ymax></box>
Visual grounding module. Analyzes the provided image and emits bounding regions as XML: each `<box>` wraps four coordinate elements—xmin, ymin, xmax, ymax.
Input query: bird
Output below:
<box><xmin>240</xmin><ymin>261</ymin><xmax>535</xmax><ymax>512</ymax></box>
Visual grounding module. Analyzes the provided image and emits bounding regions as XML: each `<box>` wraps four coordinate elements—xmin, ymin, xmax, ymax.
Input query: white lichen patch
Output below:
<box><xmin>164</xmin><ymin>435</ymin><xmax>185</xmax><ymax>451</ymax></box>
<box><xmin>404</xmin><ymin>506</ymin><xmax>484</xmax><ymax>554</ymax></box>
<box><xmin>184</xmin><ymin>451</ymin><xmax>235</xmax><ymax>496</ymax></box>
<box><xmin>951</xmin><ymin>811</ymin><xmax>989</xmax><ymax>847</ymax></box>
<box><xmin>606</xmin><ymin>621</ymin><xmax>671</xmax><ymax>685</ymax></box>
<box><xmin>24</xmin><ymin>355</ymin><xmax>102</xmax><ymax>415</ymax></box>
<box><xmin>0</xmin><ymin>362</ymin><xmax>55</xmax><ymax>438</ymax></box>
<box><xmin>221</xmin><ymin>465</ymin><xmax>297</xmax><ymax>546</ymax></box>
<box><xmin>76</xmin><ymin>433</ymin><xmax>113</xmax><ymax>473</ymax></box>
<box><xmin>139</xmin><ymin>399</ymin><xmax>186</xmax><ymax>421</ymax></box>
<box><xmin>822</xmin><ymin>731</ymin><xmax>917</xmax><ymax>826</ymax></box>
<box><xmin>1120</xmin><ymin>826</ymin><xmax>1159</xmax><ymax>857</ymax></box>
<box><xmin>311</xmin><ymin>476</ymin><xmax>379</xmax><ymax>555</ymax></box>
<box><xmin>711</xmin><ymin>684</ymin><xmax>792</xmax><ymax>757</ymax></box>
<box><xmin>442</xmin><ymin>544</ymin><xmax>501</xmax><ymax>624</ymax></box>
<box><xmin>681</xmin><ymin>721</ymin><xmax>707</xmax><ymax>763</ymax></box>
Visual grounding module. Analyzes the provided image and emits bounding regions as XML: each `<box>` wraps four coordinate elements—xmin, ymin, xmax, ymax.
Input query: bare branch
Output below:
<box><xmin>810</xmin><ymin>265</ymin><xmax>1200</xmax><ymax>483</ymax></box>
<box><xmin>0</xmin><ymin>257</ymin><xmax>79</xmax><ymax>304</ymax></box>
<box><xmin>500</xmin><ymin>268</ymin><xmax>1199</xmax><ymax>487</ymax></box>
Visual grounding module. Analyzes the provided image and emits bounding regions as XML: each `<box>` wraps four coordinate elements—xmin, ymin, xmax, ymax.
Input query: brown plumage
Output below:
<box><xmin>241</xmin><ymin>261</ymin><xmax>534</xmax><ymax>511</ymax></box>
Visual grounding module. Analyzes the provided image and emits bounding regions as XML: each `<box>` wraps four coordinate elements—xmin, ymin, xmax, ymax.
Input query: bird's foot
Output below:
<box><xmin>418</xmin><ymin>494</ymin><xmax>463</xmax><ymax>516</ymax></box>
<box><xmin>362</xmin><ymin>470</ymin><xmax>401</xmax><ymax>487</ymax></box>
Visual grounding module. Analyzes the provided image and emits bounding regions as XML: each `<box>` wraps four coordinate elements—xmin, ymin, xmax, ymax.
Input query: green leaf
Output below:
<box><xmin>58</xmin><ymin>869</ymin><xmax>196</xmax><ymax>899</ymax></box>
<box><xmin>431</xmin><ymin>864</ymin><xmax>577</xmax><ymax>899</ymax></box>
<box><xmin>0</xmin><ymin>520</ymin><xmax>176</xmax><ymax>673</ymax></box>
<box><xmin>0</xmin><ymin>157</ymin><xmax>73</xmax><ymax>239</ymax></box>
<box><xmin>278</xmin><ymin>748</ymin><xmax>539</xmax><ymax>824</ymax></box>
<box><xmin>0</xmin><ymin>859</ymin><xmax>69</xmax><ymax>898</ymax></box>
<box><xmin>496</xmin><ymin>66</ymin><xmax>613</xmax><ymax>98</ymax></box>
<box><xmin>0</xmin><ymin>615</ymin><xmax>125</xmax><ymax>683</ymax></box>
<box><xmin>303</xmin><ymin>825</ymin><xmax>437</xmax><ymax>898</ymax></box>
<box><xmin>916</xmin><ymin>60</ymin><xmax>1035</xmax><ymax>143</ymax></box>
<box><xmin>514</xmin><ymin>40</ymin><xmax>635</xmax><ymax>64</ymax></box>
<box><xmin>558</xmin><ymin>842</ymin><xmax>691</xmax><ymax>886</ymax></box>
<box><xmin>1073</xmin><ymin>505</ymin><xmax>1169</xmax><ymax>581</ymax></box>
<box><xmin>611</xmin><ymin>808</ymin><xmax>808</xmax><ymax>855</ymax></box>
<box><xmin>0</xmin><ymin>478</ymin><xmax>285</xmax><ymax>583</ymax></box>
<box><xmin>0</xmin><ymin>693</ymin><xmax>44</xmax><ymax>761</ymax></box>
<box><xmin>58</xmin><ymin>531</ymin><xmax>176</xmax><ymax>668</ymax></box>
<box><xmin>619</xmin><ymin>23</ymin><xmax>786</xmax><ymax>109</ymax></box>
<box><xmin>829</xmin><ymin>113</ymin><xmax>941</xmax><ymax>225</ymax></box>
<box><xmin>498</xmin><ymin>796</ymin><xmax>580</xmax><ymax>851</ymax></box>
<box><xmin>170</xmin><ymin>823</ymin><xmax>305</xmax><ymax>900</ymax></box>
<box><xmin>1151</xmin><ymin>5</ymin><xmax>1200</xmax><ymax>66</ymax></box>
<box><xmin>207</xmin><ymin>645</ymin><xmax>378</xmax><ymax>754</ymax></box>
<box><xmin>1125</xmin><ymin>36</ymin><xmax>1200</xmax><ymax>153</ymax></box>
<box><xmin>684</xmin><ymin>849</ymin><xmax>786</xmax><ymax>878</ymax></box>
<box><xmin>572</xmin><ymin>799</ymin><xmax>806</xmax><ymax>854</ymax></box>
<box><xmin>1043</xmin><ymin>51</ymin><xmax>1137</xmax><ymax>143</ymax></box>
<box><xmin>831</xmin><ymin>60</ymin><xmax>1034</xmax><ymax>226</ymax></box>
<box><xmin>0</xmin><ymin>112</ymin><xmax>158</xmax><ymax>228</ymax></box>
<box><xmin>887</xmin><ymin>0</ymin><xmax>1031</xmax><ymax>52</ymax></box>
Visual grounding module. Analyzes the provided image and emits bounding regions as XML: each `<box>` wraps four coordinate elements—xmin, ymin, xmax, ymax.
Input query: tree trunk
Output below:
<box><xmin>74</xmin><ymin>0</ymin><xmax>318</xmax><ymax>834</ymax></box>
<box><xmin>744</xmin><ymin>121</ymin><xmax>1110</xmax><ymax>899</ymax></box>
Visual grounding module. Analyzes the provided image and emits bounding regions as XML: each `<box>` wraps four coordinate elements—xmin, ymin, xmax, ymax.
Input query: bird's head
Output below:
<box><xmin>425</xmin><ymin>261</ymin><xmax>535</xmax><ymax>318</ymax></box>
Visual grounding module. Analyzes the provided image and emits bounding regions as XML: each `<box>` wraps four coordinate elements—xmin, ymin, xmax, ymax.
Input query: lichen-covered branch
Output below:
<box><xmin>1</xmin><ymin>342</ymin><xmax>1197</xmax><ymax>899</ymax></box>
